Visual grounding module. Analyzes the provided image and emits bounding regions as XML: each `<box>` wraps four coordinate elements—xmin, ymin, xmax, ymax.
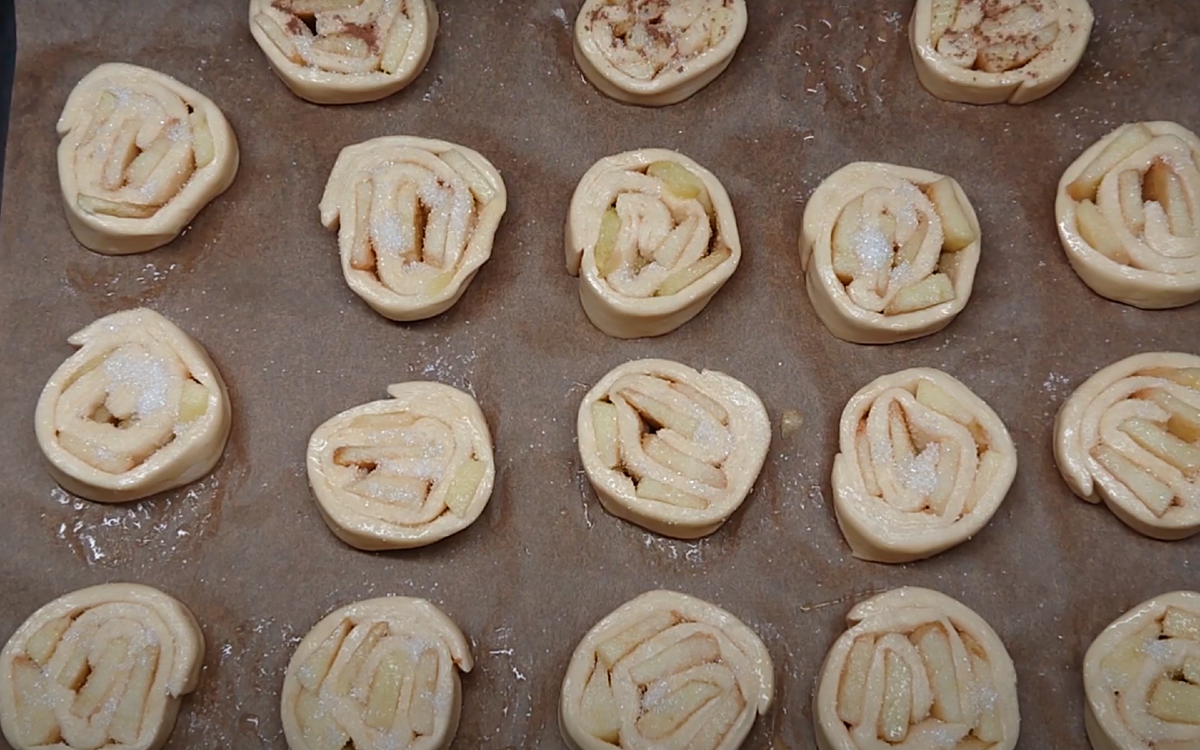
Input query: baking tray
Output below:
<box><xmin>0</xmin><ymin>1</ymin><xmax>1197</xmax><ymax>748</ymax></box>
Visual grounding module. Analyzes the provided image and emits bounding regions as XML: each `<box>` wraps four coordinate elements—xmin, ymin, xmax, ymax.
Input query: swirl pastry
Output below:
<box><xmin>1054</xmin><ymin>352</ymin><xmax>1200</xmax><ymax>541</ymax></box>
<box><xmin>573</xmin><ymin>0</ymin><xmax>747</xmax><ymax>107</ymax></box>
<box><xmin>281</xmin><ymin>597</ymin><xmax>472</xmax><ymax>750</ymax></box>
<box><xmin>249</xmin><ymin>0</ymin><xmax>438</xmax><ymax>105</ymax></box>
<box><xmin>832</xmin><ymin>368</ymin><xmax>1017</xmax><ymax>563</ymax></box>
<box><xmin>577</xmin><ymin>359</ymin><xmax>769</xmax><ymax>539</ymax></box>
<box><xmin>34</xmin><ymin>308</ymin><xmax>232</xmax><ymax>505</ymax></box>
<box><xmin>1056</xmin><ymin>122</ymin><xmax>1200</xmax><ymax>309</ymax></box>
<box><xmin>909</xmin><ymin>0</ymin><xmax>1093</xmax><ymax>105</ymax></box>
<box><xmin>0</xmin><ymin>583</ymin><xmax>204</xmax><ymax>750</ymax></box>
<box><xmin>801</xmin><ymin>163</ymin><xmax>982</xmax><ymax>345</ymax></box>
<box><xmin>56</xmin><ymin>63</ymin><xmax>239</xmax><ymax>255</ymax></box>
<box><xmin>559</xmin><ymin>590</ymin><xmax>774</xmax><ymax>750</ymax></box>
<box><xmin>1084</xmin><ymin>591</ymin><xmax>1200</xmax><ymax>750</ymax></box>
<box><xmin>566</xmin><ymin>149</ymin><xmax>741</xmax><ymax>339</ymax></box>
<box><xmin>307</xmin><ymin>381</ymin><xmax>494</xmax><ymax>550</ymax></box>
<box><xmin>321</xmin><ymin>136</ymin><xmax>507</xmax><ymax>322</ymax></box>
<box><xmin>814</xmin><ymin>587</ymin><xmax>1020</xmax><ymax>750</ymax></box>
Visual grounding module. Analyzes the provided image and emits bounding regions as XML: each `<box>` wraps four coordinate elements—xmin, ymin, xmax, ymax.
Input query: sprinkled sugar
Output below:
<box><xmin>103</xmin><ymin>348</ymin><xmax>175</xmax><ymax>417</ymax></box>
<box><xmin>853</xmin><ymin>225</ymin><xmax>893</xmax><ymax>274</ymax></box>
<box><xmin>900</xmin><ymin>442</ymin><xmax>941</xmax><ymax>498</ymax></box>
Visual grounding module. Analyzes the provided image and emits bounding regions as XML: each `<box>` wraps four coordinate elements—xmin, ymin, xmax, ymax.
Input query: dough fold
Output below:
<box><xmin>281</xmin><ymin>597</ymin><xmax>472</xmax><ymax>750</ymax></box>
<box><xmin>1054</xmin><ymin>352</ymin><xmax>1200</xmax><ymax>540</ymax></box>
<box><xmin>559</xmin><ymin>590</ymin><xmax>773</xmax><ymax>750</ymax></box>
<box><xmin>0</xmin><ymin>583</ymin><xmax>204</xmax><ymax>750</ymax></box>
<box><xmin>577</xmin><ymin>359</ymin><xmax>770</xmax><ymax>539</ymax></box>
<box><xmin>34</xmin><ymin>308</ymin><xmax>232</xmax><ymax>504</ymax></box>
<box><xmin>814</xmin><ymin>587</ymin><xmax>1020</xmax><ymax>750</ymax></box>
<box><xmin>56</xmin><ymin>63</ymin><xmax>239</xmax><ymax>255</ymax></box>
<box><xmin>566</xmin><ymin>149</ymin><xmax>741</xmax><ymax>338</ymax></box>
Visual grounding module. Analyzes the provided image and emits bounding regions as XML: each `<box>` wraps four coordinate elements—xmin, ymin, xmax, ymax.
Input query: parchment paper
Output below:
<box><xmin>1</xmin><ymin>1</ymin><xmax>1197</xmax><ymax>747</ymax></box>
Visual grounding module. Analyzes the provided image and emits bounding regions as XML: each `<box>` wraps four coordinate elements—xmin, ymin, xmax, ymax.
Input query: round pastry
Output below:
<box><xmin>800</xmin><ymin>162</ymin><xmax>982</xmax><ymax>345</ymax></box>
<box><xmin>307</xmin><ymin>381</ymin><xmax>495</xmax><ymax>550</ymax></box>
<box><xmin>832</xmin><ymin>368</ymin><xmax>1017</xmax><ymax>563</ymax></box>
<box><xmin>34</xmin><ymin>308</ymin><xmax>232</xmax><ymax>504</ymax></box>
<box><xmin>566</xmin><ymin>149</ymin><xmax>741</xmax><ymax>339</ymax></box>
<box><xmin>281</xmin><ymin>597</ymin><xmax>473</xmax><ymax>750</ymax></box>
<box><xmin>909</xmin><ymin>0</ymin><xmax>1094</xmax><ymax>105</ymax></box>
<box><xmin>249</xmin><ymin>0</ymin><xmax>438</xmax><ymax>105</ymax></box>
<box><xmin>1056</xmin><ymin>121</ymin><xmax>1200</xmax><ymax>309</ymax></box>
<box><xmin>814</xmin><ymin>587</ymin><xmax>1020</xmax><ymax>750</ymax></box>
<box><xmin>559</xmin><ymin>589</ymin><xmax>774</xmax><ymax>750</ymax></box>
<box><xmin>1054</xmin><ymin>352</ymin><xmax>1200</xmax><ymax>540</ymax></box>
<box><xmin>0</xmin><ymin>583</ymin><xmax>204</xmax><ymax>750</ymax></box>
<box><xmin>1084</xmin><ymin>591</ymin><xmax>1200</xmax><ymax>750</ymax></box>
<box><xmin>573</xmin><ymin>0</ymin><xmax>748</xmax><ymax>107</ymax></box>
<box><xmin>56</xmin><ymin>62</ymin><xmax>239</xmax><ymax>255</ymax></box>
<box><xmin>577</xmin><ymin>359</ymin><xmax>770</xmax><ymax>539</ymax></box>
<box><xmin>321</xmin><ymin>136</ymin><xmax>507</xmax><ymax>321</ymax></box>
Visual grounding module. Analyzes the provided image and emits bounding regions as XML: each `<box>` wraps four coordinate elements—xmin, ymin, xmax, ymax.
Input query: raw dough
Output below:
<box><xmin>281</xmin><ymin>597</ymin><xmax>472</xmax><ymax>750</ymax></box>
<box><xmin>321</xmin><ymin>136</ymin><xmax>507</xmax><ymax>321</ymax></box>
<box><xmin>909</xmin><ymin>0</ymin><xmax>1094</xmax><ymax>105</ymax></box>
<box><xmin>832</xmin><ymin>368</ymin><xmax>1017</xmax><ymax>563</ymax></box>
<box><xmin>559</xmin><ymin>589</ymin><xmax>773</xmax><ymax>750</ymax></box>
<box><xmin>34</xmin><ymin>308</ymin><xmax>232</xmax><ymax>504</ymax></box>
<box><xmin>1083</xmin><ymin>591</ymin><xmax>1200</xmax><ymax>750</ymax></box>
<box><xmin>577</xmin><ymin>359</ymin><xmax>769</xmax><ymax>539</ymax></box>
<box><xmin>56</xmin><ymin>63</ymin><xmax>239</xmax><ymax>255</ymax></box>
<box><xmin>566</xmin><ymin>149</ymin><xmax>741</xmax><ymax>338</ymax></box>
<box><xmin>0</xmin><ymin>583</ymin><xmax>204</xmax><ymax>750</ymax></box>
<box><xmin>573</xmin><ymin>0</ymin><xmax>748</xmax><ymax>106</ymax></box>
<box><xmin>814</xmin><ymin>587</ymin><xmax>1020</xmax><ymax>750</ymax></box>
<box><xmin>801</xmin><ymin>162</ymin><xmax>982</xmax><ymax>344</ymax></box>
<box><xmin>1054</xmin><ymin>351</ymin><xmax>1200</xmax><ymax>540</ymax></box>
<box><xmin>249</xmin><ymin>0</ymin><xmax>438</xmax><ymax>105</ymax></box>
<box><xmin>307</xmin><ymin>381</ymin><xmax>495</xmax><ymax>550</ymax></box>
<box><xmin>1056</xmin><ymin>121</ymin><xmax>1200</xmax><ymax>309</ymax></box>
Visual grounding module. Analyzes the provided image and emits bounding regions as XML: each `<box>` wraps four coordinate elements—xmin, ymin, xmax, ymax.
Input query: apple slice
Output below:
<box><xmin>637</xmin><ymin>681</ymin><xmax>722</xmax><ymax>740</ymax></box>
<box><xmin>442</xmin><ymin>148</ymin><xmax>497</xmax><ymax>204</ymax></box>
<box><xmin>833</xmin><ymin>197</ymin><xmax>866</xmax><ymax>282</ymax></box>
<box><xmin>1092</xmin><ymin>445</ymin><xmax>1175</xmax><ymax>517</ymax></box>
<box><xmin>592</xmin><ymin>401</ymin><xmax>620</xmax><ymax>469</ymax></box>
<box><xmin>857</xmin><ymin>431</ymin><xmax>881</xmax><ymax>496</ymax></box>
<box><xmin>657</xmin><ymin>244</ymin><xmax>732</xmax><ymax>297</ymax></box>
<box><xmin>579</xmin><ymin>665</ymin><xmax>620</xmax><ymax>742</ymax></box>
<box><xmin>1118</xmin><ymin>170</ymin><xmax>1145</xmax><ymax>234</ymax></box>
<box><xmin>444</xmin><ymin>458</ymin><xmax>487</xmax><ymax>518</ymax></box>
<box><xmin>1143</xmin><ymin>368</ymin><xmax>1200</xmax><ymax>391</ymax></box>
<box><xmin>885</xmin><ymin>274</ymin><xmax>956</xmax><ymax>315</ymax></box>
<box><xmin>1145</xmin><ymin>161</ymin><xmax>1196</xmax><ymax>238</ymax></box>
<box><xmin>126</xmin><ymin>136</ymin><xmax>172</xmax><ymax>189</ymax></box>
<box><xmin>345</xmin><ymin>474</ymin><xmax>428</xmax><ymax>505</ymax></box>
<box><xmin>1100</xmin><ymin>622</ymin><xmax>1160</xmax><ymax>689</ymax></box>
<box><xmin>73</xmin><ymin>637</ymin><xmax>129</xmax><ymax>717</ymax></box>
<box><xmin>686</xmin><ymin>688</ymin><xmax>743</xmax><ymax>750</ymax></box>
<box><xmin>1069</xmin><ymin>124</ymin><xmax>1156</xmax><ymax>201</ymax></box>
<box><xmin>364</xmin><ymin>647</ymin><xmax>409</xmax><ymax>730</ymax></box>
<box><xmin>348</xmin><ymin>181</ymin><xmax>376</xmax><ymax>270</ymax></box>
<box><xmin>380</xmin><ymin>15</ymin><xmax>415</xmax><ymax>76</ymax></box>
<box><xmin>927</xmin><ymin>446</ymin><xmax>960</xmax><ymax>516</ymax></box>
<box><xmin>926</xmin><ymin>178</ymin><xmax>975</xmax><ymax>251</ymax></box>
<box><xmin>596</xmin><ymin>610</ymin><xmax>677</xmax><ymax>669</ymax></box>
<box><xmin>1148</xmin><ymin>679</ymin><xmax>1200</xmax><ymax>724</ymax></box>
<box><xmin>1183</xmin><ymin>657</ymin><xmax>1200</xmax><ymax>686</ymax></box>
<box><xmin>838</xmin><ymin>635</ymin><xmax>875</xmax><ymax>725</ymax></box>
<box><xmin>916</xmin><ymin>379</ymin><xmax>974</xmax><ymax>425</ymax></box>
<box><xmin>880</xmin><ymin>651</ymin><xmax>912</xmax><ymax>742</ymax></box>
<box><xmin>895</xmin><ymin>220</ymin><xmax>929</xmax><ymax>268</ymax></box>
<box><xmin>643</xmin><ymin>435</ymin><xmax>726</xmax><ymax>488</ymax></box>
<box><xmin>255</xmin><ymin>13</ymin><xmax>302</xmax><ymax>63</ymax></box>
<box><xmin>409</xmin><ymin>649</ymin><xmax>439</xmax><ymax>736</ymax></box>
<box><xmin>594</xmin><ymin>208</ymin><xmax>623</xmax><ymax>278</ymax></box>
<box><xmin>1146</xmin><ymin>390</ymin><xmax>1200</xmax><ymax>443</ymax></box>
<box><xmin>110</xmin><ymin>645</ymin><xmax>159</xmax><ymax>744</ymax></box>
<box><xmin>77</xmin><ymin>193</ymin><xmax>158</xmax><ymax>219</ymax></box>
<box><xmin>966</xmin><ymin>450</ymin><xmax>1005</xmax><ymax>513</ymax></box>
<box><xmin>25</xmin><ymin>617</ymin><xmax>70</xmax><ymax>668</ymax></box>
<box><xmin>914</xmin><ymin>625</ymin><xmax>962</xmax><ymax>723</ymax></box>
<box><xmin>178</xmin><ymin>380</ymin><xmax>209</xmax><ymax>423</ymax></box>
<box><xmin>298</xmin><ymin>622</ymin><xmax>349</xmax><ymax>692</ymax></box>
<box><xmin>296</xmin><ymin>688</ymin><xmax>349</xmax><ymax>750</ymax></box>
<box><xmin>54</xmin><ymin>639</ymin><xmax>90</xmax><ymax>691</ymax></box>
<box><xmin>1162</xmin><ymin>607</ymin><xmax>1200</xmax><ymax>641</ymax></box>
<box><xmin>647</xmin><ymin>161</ymin><xmax>714</xmax><ymax>215</ymax></box>
<box><xmin>618</xmin><ymin>390</ymin><xmax>698</xmax><ymax>438</ymax></box>
<box><xmin>333</xmin><ymin>622</ymin><xmax>387</xmax><ymax>697</ymax></box>
<box><xmin>1076</xmin><ymin>199</ymin><xmax>1131</xmax><ymax>264</ymax></box>
<box><xmin>930</xmin><ymin>0</ymin><xmax>958</xmax><ymax>44</ymax></box>
<box><xmin>637</xmin><ymin>478</ymin><xmax>708</xmax><ymax>509</ymax></box>
<box><xmin>12</xmin><ymin>660</ymin><xmax>60</xmax><ymax>746</ymax></box>
<box><xmin>628</xmin><ymin>633</ymin><xmax>721</xmax><ymax>686</ymax></box>
<box><xmin>970</xmin><ymin>652</ymin><xmax>1004</xmax><ymax>743</ymax></box>
<box><xmin>1119</xmin><ymin>418</ymin><xmax>1200</xmax><ymax>473</ymax></box>
<box><xmin>890</xmin><ymin>403</ymin><xmax>916</xmax><ymax>466</ymax></box>
<box><xmin>312</xmin><ymin>33</ymin><xmax>371</xmax><ymax>58</ymax></box>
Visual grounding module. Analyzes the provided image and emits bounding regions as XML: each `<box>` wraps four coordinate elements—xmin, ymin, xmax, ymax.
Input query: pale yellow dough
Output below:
<box><xmin>56</xmin><ymin>63</ymin><xmax>239</xmax><ymax>255</ymax></box>
<box><xmin>0</xmin><ymin>583</ymin><xmax>204</xmax><ymax>750</ymax></box>
<box><xmin>1083</xmin><ymin>591</ymin><xmax>1200</xmax><ymax>750</ymax></box>
<box><xmin>1056</xmin><ymin>121</ymin><xmax>1200</xmax><ymax>309</ymax></box>
<box><xmin>832</xmin><ymin>368</ymin><xmax>1017</xmax><ymax>563</ymax></box>
<box><xmin>249</xmin><ymin>0</ymin><xmax>438</xmax><ymax>105</ymax></box>
<box><xmin>321</xmin><ymin>136</ymin><xmax>507</xmax><ymax>322</ymax></box>
<box><xmin>814</xmin><ymin>587</ymin><xmax>1020</xmax><ymax>750</ymax></box>
<box><xmin>281</xmin><ymin>597</ymin><xmax>473</xmax><ymax>750</ymax></box>
<box><xmin>559</xmin><ymin>589</ymin><xmax>773</xmax><ymax>750</ymax></box>
<box><xmin>566</xmin><ymin>149</ymin><xmax>741</xmax><ymax>339</ymax></box>
<box><xmin>573</xmin><ymin>0</ymin><xmax>748</xmax><ymax>107</ymax></box>
<box><xmin>909</xmin><ymin>0</ymin><xmax>1094</xmax><ymax>105</ymax></box>
<box><xmin>801</xmin><ymin>162</ymin><xmax>982</xmax><ymax>345</ymax></box>
<box><xmin>34</xmin><ymin>308</ymin><xmax>232</xmax><ymax>504</ymax></box>
<box><xmin>307</xmin><ymin>381</ymin><xmax>495</xmax><ymax>550</ymax></box>
<box><xmin>577</xmin><ymin>359</ymin><xmax>770</xmax><ymax>539</ymax></box>
<box><xmin>1054</xmin><ymin>352</ymin><xmax>1200</xmax><ymax>540</ymax></box>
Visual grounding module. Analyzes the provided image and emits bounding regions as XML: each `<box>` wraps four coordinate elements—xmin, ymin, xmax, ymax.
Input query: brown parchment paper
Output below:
<box><xmin>1</xmin><ymin>1</ymin><xmax>1198</xmax><ymax>748</ymax></box>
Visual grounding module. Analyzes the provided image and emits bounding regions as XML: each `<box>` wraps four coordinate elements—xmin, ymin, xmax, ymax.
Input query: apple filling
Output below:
<box><xmin>592</xmin><ymin>160</ymin><xmax>732</xmax><ymax>299</ymax></box>
<box><xmin>254</xmin><ymin>0</ymin><xmax>421</xmax><ymax>76</ymax></box>
<box><xmin>582</xmin><ymin>0</ymin><xmax>739</xmax><ymax>82</ymax></box>
<box><xmin>930</xmin><ymin>0</ymin><xmax>1062</xmax><ymax>74</ymax></box>
<box><xmin>832</xmin><ymin>177</ymin><xmax>975</xmax><ymax>316</ymax></box>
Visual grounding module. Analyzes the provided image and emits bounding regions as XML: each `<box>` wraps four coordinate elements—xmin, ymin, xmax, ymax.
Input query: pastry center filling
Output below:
<box><xmin>1089</xmin><ymin>367</ymin><xmax>1200</xmax><ymax>518</ymax></box>
<box><xmin>585</xmin><ymin>0</ymin><xmax>738</xmax><ymax>80</ymax></box>
<box><xmin>837</xmin><ymin>624</ymin><xmax>1006</xmax><ymax>747</ymax></box>
<box><xmin>831</xmin><ymin>177</ymin><xmax>975</xmax><ymax>316</ymax></box>
<box><xmin>931</xmin><ymin>0</ymin><xmax>1062</xmax><ymax>74</ymax></box>
<box><xmin>592</xmin><ymin>374</ymin><xmax>733</xmax><ymax>511</ymax></box>
<box><xmin>292</xmin><ymin>618</ymin><xmax>445</xmax><ymax>748</ymax></box>
<box><xmin>594</xmin><ymin>160</ymin><xmax>730</xmax><ymax>298</ymax></box>
<box><xmin>255</xmin><ymin>0</ymin><xmax>420</xmax><ymax>76</ymax></box>
<box><xmin>1099</xmin><ymin>606</ymin><xmax>1200</xmax><ymax>733</ymax></box>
